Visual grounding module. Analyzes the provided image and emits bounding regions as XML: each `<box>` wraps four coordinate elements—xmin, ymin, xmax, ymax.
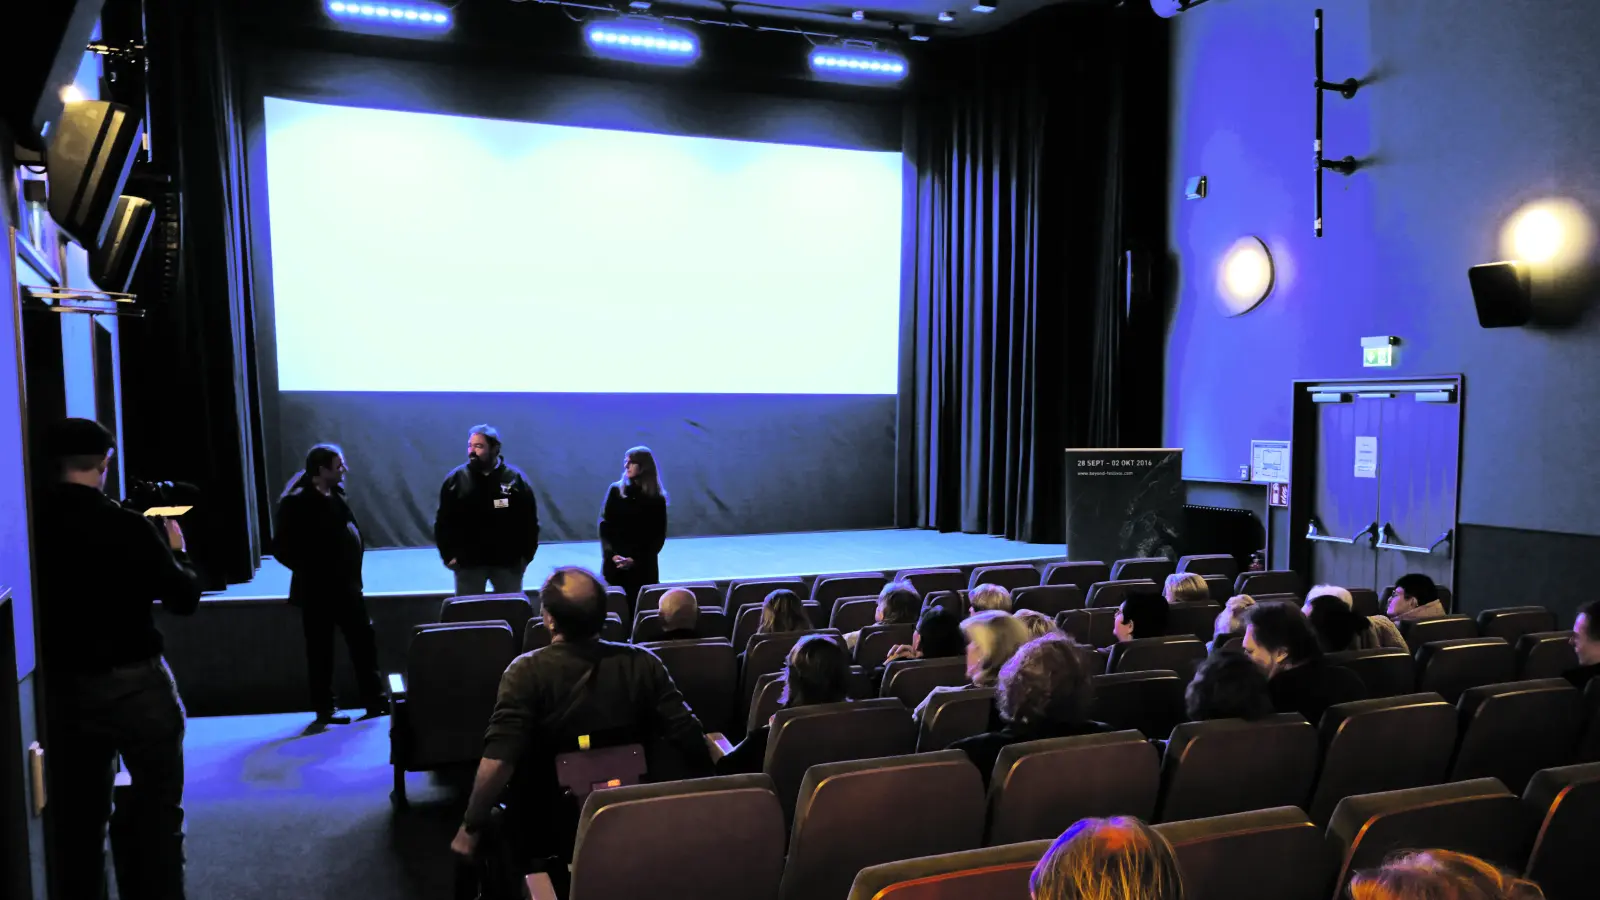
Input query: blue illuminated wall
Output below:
<box><xmin>1166</xmin><ymin>0</ymin><xmax>1600</xmax><ymax>614</ymax></box>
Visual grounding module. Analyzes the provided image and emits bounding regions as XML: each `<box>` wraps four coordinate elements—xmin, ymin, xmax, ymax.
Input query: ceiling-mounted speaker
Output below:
<box><xmin>1468</xmin><ymin>261</ymin><xmax>1531</xmax><ymax>328</ymax></box>
<box><xmin>0</xmin><ymin>0</ymin><xmax>107</xmax><ymax>150</ymax></box>
<box><xmin>91</xmin><ymin>196</ymin><xmax>156</xmax><ymax>293</ymax></box>
<box><xmin>1151</xmin><ymin>0</ymin><xmax>1214</xmax><ymax>18</ymax></box>
<box><xmin>46</xmin><ymin>100</ymin><xmax>146</xmax><ymax>248</ymax></box>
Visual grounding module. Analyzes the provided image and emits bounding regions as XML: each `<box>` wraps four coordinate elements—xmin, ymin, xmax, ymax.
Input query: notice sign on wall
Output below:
<box><xmin>1063</xmin><ymin>449</ymin><xmax>1184</xmax><ymax>565</ymax></box>
<box><xmin>1355</xmin><ymin>436</ymin><xmax>1378</xmax><ymax>478</ymax></box>
<box><xmin>1250</xmin><ymin>440</ymin><xmax>1291</xmax><ymax>484</ymax></box>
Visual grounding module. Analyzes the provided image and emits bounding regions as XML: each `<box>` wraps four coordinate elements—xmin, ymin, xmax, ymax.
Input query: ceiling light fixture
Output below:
<box><xmin>809</xmin><ymin>42</ymin><xmax>909</xmax><ymax>84</ymax></box>
<box><xmin>938</xmin><ymin>10</ymin><xmax>956</xmax><ymax>22</ymax></box>
<box><xmin>325</xmin><ymin>1</ymin><xmax>453</xmax><ymax>30</ymax></box>
<box><xmin>908</xmin><ymin>25</ymin><xmax>931</xmax><ymax>42</ymax></box>
<box><xmin>971</xmin><ymin>2</ymin><xmax>997</xmax><ymax>14</ymax></box>
<box><xmin>585</xmin><ymin>19</ymin><xmax>700</xmax><ymax>65</ymax></box>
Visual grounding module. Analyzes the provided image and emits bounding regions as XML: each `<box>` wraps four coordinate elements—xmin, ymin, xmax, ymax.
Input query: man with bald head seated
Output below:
<box><xmin>657</xmin><ymin>588</ymin><xmax>700</xmax><ymax>641</ymax></box>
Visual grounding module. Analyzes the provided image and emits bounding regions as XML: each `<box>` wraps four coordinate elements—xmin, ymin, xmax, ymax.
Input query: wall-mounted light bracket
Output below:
<box><xmin>1314</xmin><ymin>9</ymin><xmax>1363</xmax><ymax>237</ymax></box>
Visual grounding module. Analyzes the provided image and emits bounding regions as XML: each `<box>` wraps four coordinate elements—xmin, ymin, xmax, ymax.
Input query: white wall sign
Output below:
<box><xmin>1250</xmin><ymin>440</ymin><xmax>1291</xmax><ymax>484</ymax></box>
<box><xmin>1354</xmin><ymin>436</ymin><xmax>1378</xmax><ymax>478</ymax></box>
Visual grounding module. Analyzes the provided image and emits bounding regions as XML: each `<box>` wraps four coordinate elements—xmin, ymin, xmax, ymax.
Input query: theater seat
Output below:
<box><xmin>637</xmin><ymin>583</ymin><xmax>721</xmax><ymax>616</ymax></box>
<box><xmin>922</xmin><ymin>590</ymin><xmax>967</xmax><ymax>619</ymax></box>
<box><xmin>1154</xmin><ymin>806</ymin><xmax>1331</xmax><ymax>900</ymax></box>
<box><xmin>1202</xmin><ymin>575</ymin><xmax>1232</xmax><ymax>602</ymax></box>
<box><xmin>1084</xmin><ymin>580</ymin><xmax>1160</xmax><ymax>610</ymax></box>
<box><xmin>439</xmin><ymin>593</ymin><xmax>532</xmax><ymax>635</ymax></box>
<box><xmin>643</xmin><ymin>639</ymin><xmax>737</xmax><ymax>736</ymax></box>
<box><xmin>1414</xmin><ymin>637</ymin><xmax>1516</xmax><ymax>703</ymax></box>
<box><xmin>726</xmin><ymin>578</ymin><xmax>806</xmax><ymax>616</ymax></box>
<box><xmin>1327</xmin><ymin>779</ymin><xmax>1533</xmax><ymax>895</ymax></box>
<box><xmin>556</xmin><ymin>774</ymin><xmax>787</xmax><ymax>900</ymax></box>
<box><xmin>1522</xmin><ymin>762</ymin><xmax>1600</xmax><ymax>900</ymax></box>
<box><xmin>1234</xmin><ymin>570</ymin><xmax>1302</xmax><ymax>597</ymax></box>
<box><xmin>857</xmin><ymin>623</ymin><xmax>915</xmax><ymax>671</ymax></box>
<box><xmin>1166</xmin><ymin>601</ymin><xmax>1223</xmax><ymax>642</ymax></box>
<box><xmin>811</xmin><ymin>574</ymin><xmax>888</xmax><ymax>624</ymax></box>
<box><xmin>986</xmin><ymin>731</ymin><xmax>1160</xmax><ymax>845</ymax></box>
<box><xmin>969</xmin><ymin>564</ymin><xmax>1040</xmax><ymax>592</ymax></box>
<box><xmin>1110</xmin><ymin>557</ymin><xmax>1175</xmax><ymax>582</ymax></box>
<box><xmin>1581</xmin><ymin>680</ymin><xmax>1600</xmax><ymax>762</ymax></box>
<box><xmin>1157</xmin><ymin>714</ymin><xmax>1318</xmax><ymax>822</ymax></box>
<box><xmin>917</xmin><ymin>687</ymin><xmax>995</xmax><ymax>752</ymax></box>
<box><xmin>780</xmin><ymin>751</ymin><xmax>985</xmax><ymax>900</ymax></box>
<box><xmin>882</xmin><ymin>657</ymin><xmax>971</xmax><ymax>709</ymax></box>
<box><xmin>765</xmin><ymin>698</ymin><xmax>916</xmax><ymax>822</ymax></box>
<box><xmin>605</xmin><ymin>586</ymin><xmax>628</xmax><ymax>624</ymax></box>
<box><xmin>1347</xmin><ymin>588</ymin><xmax>1381</xmax><ymax>618</ymax></box>
<box><xmin>1308</xmin><ymin>694</ymin><xmax>1457</xmax><ymax>826</ymax></box>
<box><xmin>1176</xmin><ymin>553</ymin><xmax>1239</xmax><ymax>581</ymax></box>
<box><xmin>1107</xmin><ymin>635</ymin><xmax>1206</xmax><ymax>681</ymax></box>
<box><xmin>1091</xmin><ymin>670</ymin><xmax>1185</xmax><ymax>741</ymax></box>
<box><xmin>830</xmin><ymin>597</ymin><xmax>879</xmax><ymax>634</ymax></box>
<box><xmin>846</xmin><ymin>840</ymin><xmax>1051</xmax><ymax>900</ymax></box>
<box><xmin>1011</xmin><ymin>584</ymin><xmax>1083</xmax><ymax>618</ymax></box>
<box><xmin>895</xmin><ymin>568</ymin><xmax>966</xmax><ymax>597</ymax></box>
<box><xmin>1041</xmin><ymin>560</ymin><xmax>1110</xmax><ymax>591</ymax></box>
<box><xmin>1516</xmin><ymin>631</ymin><xmax>1579</xmax><ymax>680</ymax></box>
<box><xmin>1327</xmin><ymin>647</ymin><xmax>1415</xmax><ymax>698</ymax></box>
<box><xmin>631</xmin><ymin>608</ymin><xmax>728</xmax><ymax>643</ymax></box>
<box><xmin>1056</xmin><ymin>607</ymin><xmax>1120</xmax><ymax>648</ymax></box>
<box><xmin>1477</xmin><ymin>606</ymin><xmax>1558</xmax><ymax>644</ymax></box>
<box><xmin>742</xmin><ymin>629</ymin><xmax>839</xmax><ymax>722</ymax></box>
<box><xmin>748</xmin><ymin>671</ymin><xmax>786</xmax><ymax>734</ymax></box>
<box><xmin>389</xmin><ymin>621</ymin><xmax>517</xmax><ymax>808</ymax></box>
<box><xmin>1400</xmin><ymin>614</ymin><xmax>1479</xmax><ymax>648</ymax></box>
<box><xmin>1452</xmin><ymin>679</ymin><xmax>1583</xmax><ymax>794</ymax></box>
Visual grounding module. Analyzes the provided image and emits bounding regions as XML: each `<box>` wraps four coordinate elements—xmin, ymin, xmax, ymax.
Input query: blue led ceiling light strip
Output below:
<box><xmin>810</xmin><ymin>46</ymin><xmax>908</xmax><ymax>82</ymax></box>
<box><xmin>585</xmin><ymin>21</ymin><xmax>700</xmax><ymax>64</ymax></box>
<box><xmin>326</xmin><ymin>1</ymin><xmax>453</xmax><ymax>29</ymax></box>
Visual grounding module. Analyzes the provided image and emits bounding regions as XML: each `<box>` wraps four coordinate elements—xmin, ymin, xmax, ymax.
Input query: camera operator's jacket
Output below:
<box><xmin>434</xmin><ymin>457</ymin><xmax>541</xmax><ymax>569</ymax></box>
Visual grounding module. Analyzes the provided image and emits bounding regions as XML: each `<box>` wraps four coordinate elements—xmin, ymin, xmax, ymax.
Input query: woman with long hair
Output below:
<box><xmin>716</xmin><ymin>634</ymin><xmax>850</xmax><ymax>774</ymax></box>
<box><xmin>757</xmin><ymin>589</ymin><xmax>812</xmax><ymax>636</ymax></box>
<box><xmin>598</xmin><ymin>446</ymin><xmax>669</xmax><ymax>607</ymax></box>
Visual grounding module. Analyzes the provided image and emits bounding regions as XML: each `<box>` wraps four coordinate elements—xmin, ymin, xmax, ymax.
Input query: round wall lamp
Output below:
<box><xmin>1500</xmin><ymin>198</ymin><xmax>1594</xmax><ymax>271</ymax></box>
<box><xmin>1217</xmin><ymin>236</ymin><xmax>1275</xmax><ymax>316</ymax></box>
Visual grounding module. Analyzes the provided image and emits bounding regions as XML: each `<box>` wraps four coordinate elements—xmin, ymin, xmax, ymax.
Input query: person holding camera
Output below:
<box><xmin>34</xmin><ymin>418</ymin><xmax>201</xmax><ymax>900</ymax></box>
<box><xmin>435</xmin><ymin>424</ymin><xmax>541</xmax><ymax>595</ymax></box>
<box><xmin>276</xmin><ymin>444</ymin><xmax>387</xmax><ymax>727</ymax></box>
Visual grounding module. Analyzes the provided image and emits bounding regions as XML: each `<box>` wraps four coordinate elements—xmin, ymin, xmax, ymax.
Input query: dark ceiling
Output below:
<box><xmin>507</xmin><ymin>0</ymin><xmax>1095</xmax><ymax>38</ymax></box>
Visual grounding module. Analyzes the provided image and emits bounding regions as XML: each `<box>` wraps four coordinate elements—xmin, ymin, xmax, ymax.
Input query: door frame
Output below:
<box><xmin>1289</xmin><ymin>374</ymin><xmax>1464</xmax><ymax>593</ymax></box>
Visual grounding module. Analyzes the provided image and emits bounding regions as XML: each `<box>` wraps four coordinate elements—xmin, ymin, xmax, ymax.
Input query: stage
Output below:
<box><xmin>210</xmin><ymin>528</ymin><xmax>1064</xmax><ymax>600</ymax></box>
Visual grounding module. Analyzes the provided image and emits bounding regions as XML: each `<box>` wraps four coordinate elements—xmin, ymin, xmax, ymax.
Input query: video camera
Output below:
<box><xmin>124</xmin><ymin>479</ymin><xmax>203</xmax><ymax>517</ymax></box>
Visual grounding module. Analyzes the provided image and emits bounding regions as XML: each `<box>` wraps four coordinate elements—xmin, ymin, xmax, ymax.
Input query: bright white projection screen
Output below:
<box><xmin>262</xmin><ymin>97</ymin><xmax>904</xmax><ymax>394</ymax></box>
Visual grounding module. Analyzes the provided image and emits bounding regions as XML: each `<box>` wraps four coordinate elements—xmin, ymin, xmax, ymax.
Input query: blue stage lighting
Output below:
<box><xmin>326</xmin><ymin>1</ymin><xmax>452</xmax><ymax>30</ymax></box>
<box><xmin>585</xmin><ymin>20</ymin><xmax>700</xmax><ymax>65</ymax></box>
<box><xmin>809</xmin><ymin>45</ymin><xmax>909</xmax><ymax>83</ymax></box>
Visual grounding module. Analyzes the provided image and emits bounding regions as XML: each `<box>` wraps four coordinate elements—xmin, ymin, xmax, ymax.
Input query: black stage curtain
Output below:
<box><xmin>119</xmin><ymin>0</ymin><xmax>269</xmax><ymax>586</ymax></box>
<box><xmin>904</xmin><ymin>5</ymin><xmax>1167</xmax><ymax>543</ymax></box>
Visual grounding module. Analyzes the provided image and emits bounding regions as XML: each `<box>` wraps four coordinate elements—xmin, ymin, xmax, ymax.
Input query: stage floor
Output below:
<box><xmin>212</xmin><ymin>529</ymin><xmax>1064</xmax><ymax>600</ymax></box>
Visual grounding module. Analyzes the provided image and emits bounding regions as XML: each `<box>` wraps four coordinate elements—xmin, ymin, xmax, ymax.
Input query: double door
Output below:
<box><xmin>1295</xmin><ymin>377</ymin><xmax>1461</xmax><ymax>596</ymax></box>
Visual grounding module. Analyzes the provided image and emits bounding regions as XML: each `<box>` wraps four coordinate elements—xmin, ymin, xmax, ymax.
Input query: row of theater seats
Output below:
<box><xmin>521</xmin><ymin>756</ymin><xmax>1600</xmax><ymax>900</ymax></box>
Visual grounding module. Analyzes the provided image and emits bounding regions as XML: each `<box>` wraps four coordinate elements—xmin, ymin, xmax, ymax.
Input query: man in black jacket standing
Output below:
<box><xmin>435</xmin><ymin>425</ymin><xmax>541</xmax><ymax>595</ymax></box>
<box><xmin>276</xmin><ymin>444</ymin><xmax>387</xmax><ymax>727</ymax></box>
<box><xmin>35</xmin><ymin>418</ymin><xmax>202</xmax><ymax>900</ymax></box>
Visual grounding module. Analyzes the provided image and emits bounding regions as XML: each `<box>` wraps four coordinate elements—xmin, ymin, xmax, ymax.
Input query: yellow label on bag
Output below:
<box><xmin>578</xmin><ymin>734</ymin><xmax>590</xmax><ymax>750</ymax></box>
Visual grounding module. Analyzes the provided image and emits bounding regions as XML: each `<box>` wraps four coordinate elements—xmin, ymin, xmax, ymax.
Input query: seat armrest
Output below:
<box><xmin>388</xmin><ymin>672</ymin><xmax>407</xmax><ymax>702</ymax></box>
<box><xmin>524</xmin><ymin>872</ymin><xmax>559</xmax><ymax>900</ymax></box>
<box><xmin>707</xmin><ymin>733</ymin><xmax>734</xmax><ymax>762</ymax></box>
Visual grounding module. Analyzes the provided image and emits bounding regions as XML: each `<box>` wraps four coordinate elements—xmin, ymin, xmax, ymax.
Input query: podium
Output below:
<box><xmin>1063</xmin><ymin>449</ymin><xmax>1184</xmax><ymax>565</ymax></box>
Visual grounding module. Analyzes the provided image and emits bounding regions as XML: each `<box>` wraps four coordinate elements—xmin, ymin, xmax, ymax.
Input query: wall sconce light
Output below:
<box><xmin>1469</xmin><ymin>197</ymin><xmax>1596</xmax><ymax>329</ymax></box>
<box><xmin>1217</xmin><ymin>236</ymin><xmax>1274</xmax><ymax>316</ymax></box>
<box><xmin>1500</xmin><ymin>198</ymin><xmax>1593</xmax><ymax>270</ymax></box>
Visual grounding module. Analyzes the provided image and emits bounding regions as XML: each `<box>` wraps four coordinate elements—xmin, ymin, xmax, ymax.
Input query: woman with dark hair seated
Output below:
<box><xmin>1114</xmin><ymin>592</ymin><xmax>1170</xmax><ymax>643</ymax></box>
<box><xmin>950</xmin><ymin>634</ymin><xmax>1113</xmax><ymax>784</ymax></box>
<box><xmin>886</xmin><ymin>606</ymin><xmax>967</xmax><ymax>663</ymax></box>
<box><xmin>1242</xmin><ymin>602</ymin><xmax>1366</xmax><ymax>726</ymax></box>
<box><xmin>715</xmin><ymin>634</ymin><xmax>850</xmax><ymax>774</ymax></box>
<box><xmin>1303</xmin><ymin>586</ymin><xmax>1405</xmax><ymax>652</ymax></box>
<box><xmin>1185</xmin><ymin>650</ymin><xmax>1274</xmax><ymax>721</ymax></box>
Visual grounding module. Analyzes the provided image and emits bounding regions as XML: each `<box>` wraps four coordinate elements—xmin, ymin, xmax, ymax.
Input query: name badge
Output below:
<box><xmin>493</xmin><ymin>498</ymin><xmax>510</xmax><ymax>509</ymax></box>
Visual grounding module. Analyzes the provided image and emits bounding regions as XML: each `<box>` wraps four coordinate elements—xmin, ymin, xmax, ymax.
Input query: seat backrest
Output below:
<box><xmin>830</xmin><ymin>597</ymin><xmax>879</xmax><ymax>633</ymax></box>
<box><xmin>916</xmin><ymin>687</ymin><xmax>995</xmax><ymax>753</ymax></box>
<box><xmin>523</xmin><ymin>618</ymin><xmax>550</xmax><ymax>654</ymax></box>
<box><xmin>1176</xmin><ymin>553</ymin><xmax>1240</xmax><ymax>581</ymax></box>
<box><xmin>987</xmin><ymin>731</ymin><xmax>1160</xmax><ymax>845</ymax></box>
<box><xmin>600</xmin><ymin>613</ymin><xmax>627</xmax><ymax>643</ymax></box>
<box><xmin>1157</xmin><ymin>714</ymin><xmax>1319</xmax><ymax>822</ymax></box>
<box><xmin>1452</xmin><ymin>678</ymin><xmax>1584</xmax><ymax>795</ymax></box>
<box><xmin>1108</xmin><ymin>636</ymin><xmax>1206</xmax><ymax>682</ymax></box>
<box><xmin>1085</xmin><ymin>579</ymin><xmax>1160</xmax><ymax>610</ymax></box>
<box><xmin>1309</xmin><ymin>693</ymin><xmax>1457</xmax><ymax>827</ymax></box>
<box><xmin>1091</xmin><ymin>670</ymin><xmax>1185</xmax><ymax>741</ymax></box>
<box><xmin>439</xmin><ymin>594</ymin><xmax>532</xmax><ymax>635</ymax></box>
<box><xmin>765</xmin><ymin>699</ymin><xmax>918</xmax><ymax>825</ymax></box>
<box><xmin>895</xmin><ymin>568</ymin><xmax>966</xmax><ymax>597</ymax></box>
<box><xmin>742</xmin><ymin>630</ymin><xmax>838</xmax><ymax>722</ymax></box>
<box><xmin>727</xmin><ymin>578</ymin><xmax>806</xmax><ymax>615</ymax></box>
<box><xmin>882</xmin><ymin>657</ymin><xmax>971</xmax><ymax>709</ymax></box>
<box><xmin>1401</xmin><ymin>614</ymin><xmax>1479</xmax><ymax>648</ymax></box>
<box><xmin>857</xmin><ymin>623</ymin><xmax>916</xmax><ymax>671</ymax></box>
<box><xmin>631</xmin><ymin>607</ymin><xmax>727</xmax><ymax>643</ymax></box>
<box><xmin>1166</xmin><ymin>601</ymin><xmax>1223</xmax><ymax>642</ymax></box>
<box><xmin>748</xmin><ymin>670</ymin><xmax>786</xmax><ymax>734</ymax></box>
<box><xmin>1347</xmin><ymin>588</ymin><xmax>1381</xmax><ymax>618</ymax></box>
<box><xmin>1414</xmin><ymin>637</ymin><xmax>1516</xmax><ymax>703</ymax></box>
<box><xmin>1155</xmin><ymin>806</ymin><xmax>1330</xmax><ymax>900</ymax></box>
<box><xmin>642</xmin><ymin>639</ymin><xmax>738</xmax><ymax>736</ymax></box>
<box><xmin>1582</xmin><ymin>679</ymin><xmax>1600</xmax><ymax>763</ymax></box>
<box><xmin>782</xmin><ymin>751</ymin><xmax>985</xmax><ymax>900</ymax></box>
<box><xmin>845</xmin><ymin>840</ymin><xmax>1051</xmax><ymax>900</ymax></box>
<box><xmin>1523</xmin><ymin>761</ymin><xmax>1600</xmax><ymax>900</ymax></box>
<box><xmin>405</xmin><ymin>622</ymin><xmax>517</xmax><ymax>768</ymax></box>
<box><xmin>922</xmin><ymin>590</ymin><xmax>966</xmax><ymax>619</ymax></box>
<box><xmin>1055</xmin><ymin>607</ymin><xmax>1120</xmax><ymax>648</ymax></box>
<box><xmin>1234</xmin><ymin>570</ymin><xmax>1302</xmax><ymax>597</ymax></box>
<box><xmin>1202</xmin><ymin>575</ymin><xmax>1232</xmax><ymax>602</ymax></box>
<box><xmin>1042</xmin><ymin>560</ymin><xmax>1110</xmax><ymax>591</ymax></box>
<box><xmin>1327</xmin><ymin>778</ymin><xmax>1533</xmax><ymax>895</ymax></box>
<box><xmin>1517</xmin><ymin>631</ymin><xmax>1580</xmax><ymax>680</ymax></box>
<box><xmin>969</xmin><ymin>564</ymin><xmax>1041</xmax><ymax>592</ymax></box>
<box><xmin>811</xmin><ymin>574</ymin><xmax>888</xmax><ymax>623</ymax></box>
<box><xmin>636</xmin><ymin>582</ymin><xmax>721</xmax><ymax>616</ymax></box>
<box><xmin>1011</xmin><ymin>584</ymin><xmax>1083</xmax><ymax>618</ymax></box>
<box><xmin>1477</xmin><ymin>606</ymin><xmax>1558</xmax><ymax>643</ymax></box>
<box><xmin>1111</xmin><ymin>557</ymin><xmax>1176</xmax><ymax>582</ymax></box>
<box><xmin>569</xmin><ymin>774</ymin><xmax>786</xmax><ymax>900</ymax></box>
<box><xmin>1327</xmin><ymin>647</ymin><xmax>1416</xmax><ymax>698</ymax></box>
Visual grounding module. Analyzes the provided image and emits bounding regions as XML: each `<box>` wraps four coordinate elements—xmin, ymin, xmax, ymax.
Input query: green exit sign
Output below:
<box><xmin>1363</xmin><ymin>346</ymin><xmax>1393</xmax><ymax>367</ymax></box>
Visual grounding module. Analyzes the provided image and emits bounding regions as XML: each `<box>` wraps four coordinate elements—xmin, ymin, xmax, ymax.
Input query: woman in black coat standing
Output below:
<box><xmin>599</xmin><ymin>446</ymin><xmax>669</xmax><ymax>608</ymax></box>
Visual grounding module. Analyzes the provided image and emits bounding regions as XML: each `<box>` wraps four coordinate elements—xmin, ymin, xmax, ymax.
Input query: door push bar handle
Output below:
<box><xmin>1376</xmin><ymin>523</ymin><xmax>1454</xmax><ymax>555</ymax></box>
<box><xmin>1306</xmin><ymin>518</ymin><xmax>1378</xmax><ymax>546</ymax></box>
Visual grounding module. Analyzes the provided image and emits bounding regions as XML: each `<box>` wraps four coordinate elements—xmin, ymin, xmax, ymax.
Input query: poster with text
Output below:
<box><xmin>1063</xmin><ymin>449</ymin><xmax>1184</xmax><ymax>566</ymax></box>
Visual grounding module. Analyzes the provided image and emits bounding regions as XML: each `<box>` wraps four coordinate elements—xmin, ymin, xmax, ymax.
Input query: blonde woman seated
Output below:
<box><xmin>1030</xmin><ymin>816</ymin><xmax>1183</xmax><ymax>900</ymax></box>
<box><xmin>1208</xmin><ymin>594</ymin><xmax>1256</xmax><ymax>652</ymax></box>
<box><xmin>968</xmin><ymin>582</ymin><xmax>1014</xmax><ymax>615</ymax></box>
<box><xmin>1014</xmin><ymin>609</ymin><xmax>1060</xmax><ymax>639</ymax></box>
<box><xmin>1349</xmin><ymin>849</ymin><xmax>1543</xmax><ymax>900</ymax></box>
<box><xmin>1303</xmin><ymin>584</ymin><xmax>1406</xmax><ymax>652</ymax></box>
<box><xmin>844</xmin><ymin>580</ymin><xmax>921</xmax><ymax>655</ymax></box>
<box><xmin>1163</xmin><ymin>572</ymin><xmax>1210</xmax><ymax>605</ymax></box>
<box><xmin>912</xmin><ymin>610</ymin><xmax>1030</xmax><ymax>724</ymax></box>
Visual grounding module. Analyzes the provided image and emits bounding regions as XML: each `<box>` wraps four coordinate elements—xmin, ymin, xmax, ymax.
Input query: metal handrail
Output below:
<box><xmin>1306</xmin><ymin>518</ymin><xmax>1377</xmax><ymax>546</ymax></box>
<box><xmin>1376</xmin><ymin>523</ymin><xmax>1453</xmax><ymax>555</ymax></box>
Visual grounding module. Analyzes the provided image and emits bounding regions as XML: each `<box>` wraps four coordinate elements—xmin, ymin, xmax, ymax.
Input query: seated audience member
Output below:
<box><xmin>1029</xmin><ymin>816</ymin><xmax>1183</xmax><ymax>900</ymax></box>
<box><xmin>885</xmin><ymin>606</ymin><xmax>966</xmax><ymax>663</ymax></box>
<box><xmin>914</xmin><ymin>610</ymin><xmax>1031</xmax><ymax>723</ymax></box>
<box><xmin>1386</xmin><ymin>573</ymin><xmax>1447</xmax><ymax>623</ymax></box>
<box><xmin>1565</xmin><ymin>599</ymin><xmax>1600</xmax><ymax>689</ymax></box>
<box><xmin>1304</xmin><ymin>590</ymin><xmax>1406</xmax><ymax>653</ymax></box>
<box><xmin>1209</xmin><ymin>594</ymin><xmax>1255</xmax><ymax>652</ymax></box>
<box><xmin>1113</xmin><ymin>593</ymin><xmax>1170</xmax><ymax>643</ymax></box>
<box><xmin>845</xmin><ymin>580</ymin><xmax>921</xmax><ymax>654</ymax></box>
<box><xmin>756</xmin><ymin>588</ymin><xmax>811</xmax><ymax>636</ymax></box>
<box><xmin>1243</xmin><ymin>602</ymin><xmax>1365</xmax><ymax>726</ymax></box>
<box><xmin>715</xmin><ymin>634</ymin><xmax>851</xmax><ymax>775</ymax></box>
<box><xmin>1348</xmin><ymin>849</ymin><xmax>1544</xmax><ymax>900</ymax></box>
<box><xmin>1015</xmin><ymin>608</ymin><xmax>1060</xmax><ymax>639</ymax></box>
<box><xmin>951</xmin><ymin>634</ymin><xmax>1112</xmax><ymax>783</ymax></box>
<box><xmin>969</xmin><ymin>582</ymin><xmax>1015</xmax><ymax>615</ymax></box>
<box><xmin>655</xmin><ymin>588</ymin><xmax>700</xmax><ymax>641</ymax></box>
<box><xmin>1163</xmin><ymin>572</ymin><xmax>1210</xmax><ymax>605</ymax></box>
<box><xmin>1185</xmin><ymin>650</ymin><xmax>1273</xmax><ymax>722</ymax></box>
